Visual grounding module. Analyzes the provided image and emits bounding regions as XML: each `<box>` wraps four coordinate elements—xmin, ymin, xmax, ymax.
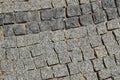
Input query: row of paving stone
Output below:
<box><xmin>0</xmin><ymin>0</ymin><xmax>120</xmax><ymax>13</ymax></box>
<box><xmin>0</xmin><ymin>19</ymin><xmax>120</xmax><ymax>80</ymax></box>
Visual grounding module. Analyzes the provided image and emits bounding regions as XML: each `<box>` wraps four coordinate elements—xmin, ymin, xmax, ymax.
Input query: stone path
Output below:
<box><xmin>0</xmin><ymin>0</ymin><xmax>120</xmax><ymax>80</ymax></box>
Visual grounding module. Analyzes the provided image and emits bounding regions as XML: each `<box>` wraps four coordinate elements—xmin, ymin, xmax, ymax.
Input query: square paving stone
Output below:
<box><xmin>91</xmin><ymin>1</ymin><xmax>102</xmax><ymax>12</ymax></box>
<box><xmin>102</xmin><ymin>0</ymin><xmax>116</xmax><ymax>9</ymax></box>
<box><xmin>65</xmin><ymin>17</ymin><xmax>79</xmax><ymax>29</ymax></box>
<box><xmin>27</xmin><ymin>22</ymin><xmax>40</xmax><ymax>34</ymax></box>
<box><xmin>52</xmin><ymin>0</ymin><xmax>66</xmax><ymax>8</ymax></box>
<box><xmin>3</xmin><ymin>12</ymin><xmax>14</xmax><ymax>24</ymax></box>
<box><xmin>40</xmin><ymin>0</ymin><xmax>52</xmax><ymax>9</ymax></box>
<box><xmin>105</xmin><ymin>8</ymin><xmax>118</xmax><ymax>20</ymax></box>
<box><xmin>79</xmin><ymin>60</ymin><xmax>94</xmax><ymax>74</ymax></box>
<box><xmin>28</xmin><ymin>70</ymin><xmax>41</xmax><ymax>80</ymax></box>
<box><xmin>96</xmin><ymin>22</ymin><xmax>107</xmax><ymax>35</ymax></box>
<box><xmin>53</xmin><ymin>7</ymin><xmax>65</xmax><ymax>19</ymax></box>
<box><xmin>33</xmin><ymin>55</ymin><xmax>47</xmax><ymax>68</ymax></box>
<box><xmin>3</xmin><ymin>25</ymin><xmax>14</xmax><ymax>37</ymax></box>
<box><xmin>53</xmin><ymin>64</ymin><xmax>69</xmax><ymax>77</ymax></box>
<box><xmin>25</xmin><ymin>34</ymin><xmax>39</xmax><ymax>45</ymax></box>
<box><xmin>30</xmin><ymin>44</ymin><xmax>45</xmax><ymax>57</ymax></box>
<box><xmin>78</xmin><ymin>37</ymin><xmax>90</xmax><ymax>48</ymax></box>
<box><xmin>4</xmin><ymin>36</ymin><xmax>17</xmax><ymax>48</ymax></box>
<box><xmin>110</xmin><ymin>66</ymin><xmax>120</xmax><ymax>77</ymax></box>
<box><xmin>13</xmin><ymin>24</ymin><xmax>27</xmax><ymax>36</ymax></box>
<box><xmin>52</xmin><ymin>18</ymin><xmax>65</xmax><ymax>31</ymax></box>
<box><xmin>28</xmin><ymin>11</ymin><xmax>40</xmax><ymax>22</ymax></box>
<box><xmin>104</xmin><ymin>55</ymin><xmax>116</xmax><ymax>68</ymax></box>
<box><xmin>18</xmin><ymin>47</ymin><xmax>31</xmax><ymax>59</ymax></box>
<box><xmin>52</xmin><ymin>30</ymin><xmax>65</xmax><ymax>42</ymax></box>
<box><xmin>84</xmin><ymin>72</ymin><xmax>98</xmax><ymax>80</ymax></box>
<box><xmin>41</xmin><ymin>67</ymin><xmax>53</xmax><ymax>79</ymax></box>
<box><xmin>67</xmin><ymin>5</ymin><xmax>81</xmax><ymax>17</ymax></box>
<box><xmin>15</xmin><ymin>11</ymin><xmax>28</xmax><ymax>23</ymax></box>
<box><xmin>39</xmin><ymin>21</ymin><xmax>52</xmax><ymax>31</ymax></box>
<box><xmin>16</xmin><ymin>35</ymin><xmax>27</xmax><ymax>47</ymax></box>
<box><xmin>65</xmin><ymin>27</ymin><xmax>87</xmax><ymax>39</ymax></box>
<box><xmin>69</xmin><ymin>48</ymin><xmax>83</xmax><ymax>62</ymax></box>
<box><xmin>95</xmin><ymin>45</ymin><xmax>108</xmax><ymax>58</ymax></box>
<box><xmin>14</xmin><ymin>59</ymin><xmax>25</xmax><ymax>71</ymax></box>
<box><xmin>89</xmin><ymin>35</ymin><xmax>102</xmax><ymax>47</ymax></box>
<box><xmin>6</xmin><ymin>48</ymin><xmax>19</xmax><ymax>60</ymax></box>
<box><xmin>80</xmin><ymin>0</ymin><xmax>89</xmax><ymax>4</ymax></box>
<box><xmin>0</xmin><ymin>48</ymin><xmax>5</xmax><ymax>60</ymax></box>
<box><xmin>67</xmin><ymin>39</ymin><xmax>78</xmax><ymax>51</ymax></box>
<box><xmin>41</xmin><ymin>9</ymin><xmax>53</xmax><ymax>20</ymax></box>
<box><xmin>23</xmin><ymin>58</ymin><xmax>35</xmax><ymax>70</ymax></box>
<box><xmin>81</xmin><ymin>4</ymin><xmax>91</xmax><ymax>14</ymax></box>
<box><xmin>113</xmin><ymin>29</ymin><xmax>120</xmax><ymax>44</ymax></box>
<box><xmin>93</xmin><ymin>10</ymin><xmax>106</xmax><ymax>24</ymax></box>
<box><xmin>80</xmin><ymin>14</ymin><xmax>93</xmax><ymax>26</ymax></box>
<box><xmin>87</xmin><ymin>25</ymin><xmax>98</xmax><ymax>36</ymax></box>
<box><xmin>107</xmin><ymin>19</ymin><xmax>120</xmax><ymax>30</ymax></box>
<box><xmin>66</xmin><ymin>0</ymin><xmax>79</xmax><ymax>6</ymax></box>
<box><xmin>98</xmin><ymin>69</ymin><xmax>111</xmax><ymax>79</ymax></box>
<box><xmin>68</xmin><ymin>62</ymin><xmax>80</xmax><ymax>74</ymax></box>
<box><xmin>70</xmin><ymin>74</ymin><xmax>83</xmax><ymax>80</ymax></box>
<box><xmin>92</xmin><ymin>58</ymin><xmax>105</xmax><ymax>71</ymax></box>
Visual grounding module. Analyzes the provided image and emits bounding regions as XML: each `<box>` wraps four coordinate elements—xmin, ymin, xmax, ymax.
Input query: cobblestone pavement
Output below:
<box><xmin>0</xmin><ymin>0</ymin><xmax>120</xmax><ymax>80</ymax></box>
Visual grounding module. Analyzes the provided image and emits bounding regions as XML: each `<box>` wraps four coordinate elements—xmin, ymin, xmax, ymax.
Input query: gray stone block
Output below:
<box><xmin>105</xmin><ymin>8</ymin><xmax>118</xmax><ymax>20</ymax></box>
<box><xmin>89</xmin><ymin>35</ymin><xmax>102</xmax><ymax>47</ymax></box>
<box><xmin>28</xmin><ymin>11</ymin><xmax>40</xmax><ymax>22</ymax></box>
<box><xmin>14</xmin><ymin>59</ymin><xmax>25</xmax><ymax>71</ymax></box>
<box><xmin>113</xmin><ymin>29</ymin><xmax>120</xmax><ymax>44</ymax></box>
<box><xmin>18</xmin><ymin>47</ymin><xmax>30</xmax><ymax>59</ymax></box>
<box><xmin>53</xmin><ymin>64</ymin><xmax>69</xmax><ymax>77</ymax></box>
<box><xmin>107</xmin><ymin>19</ymin><xmax>120</xmax><ymax>30</ymax></box>
<box><xmin>40</xmin><ymin>0</ymin><xmax>52</xmax><ymax>9</ymax></box>
<box><xmin>96</xmin><ymin>22</ymin><xmax>107</xmax><ymax>35</ymax></box>
<box><xmin>68</xmin><ymin>62</ymin><xmax>80</xmax><ymax>74</ymax></box>
<box><xmin>81</xmin><ymin>4</ymin><xmax>91</xmax><ymax>14</ymax></box>
<box><xmin>13</xmin><ymin>24</ymin><xmax>26</xmax><ymax>36</ymax></box>
<box><xmin>70</xmin><ymin>74</ymin><xmax>83</xmax><ymax>80</ymax></box>
<box><xmin>39</xmin><ymin>21</ymin><xmax>51</xmax><ymax>31</ymax></box>
<box><xmin>41</xmin><ymin>67</ymin><xmax>53</xmax><ymax>79</ymax></box>
<box><xmin>3</xmin><ymin>12</ymin><xmax>14</xmax><ymax>24</ymax></box>
<box><xmin>67</xmin><ymin>5</ymin><xmax>81</xmax><ymax>17</ymax></box>
<box><xmin>53</xmin><ymin>7</ymin><xmax>65</xmax><ymax>18</ymax></box>
<box><xmin>66</xmin><ymin>0</ymin><xmax>79</xmax><ymax>6</ymax></box>
<box><xmin>87</xmin><ymin>25</ymin><xmax>97</xmax><ymax>36</ymax></box>
<box><xmin>41</xmin><ymin>9</ymin><xmax>53</xmax><ymax>20</ymax></box>
<box><xmin>84</xmin><ymin>72</ymin><xmax>98</xmax><ymax>80</ymax></box>
<box><xmin>98</xmin><ymin>69</ymin><xmax>111</xmax><ymax>79</ymax></box>
<box><xmin>95</xmin><ymin>45</ymin><xmax>108</xmax><ymax>58</ymax></box>
<box><xmin>52</xmin><ymin>0</ymin><xmax>66</xmax><ymax>8</ymax></box>
<box><xmin>80</xmin><ymin>14</ymin><xmax>93</xmax><ymax>26</ymax></box>
<box><xmin>33</xmin><ymin>55</ymin><xmax>47</xmax><ymax>68</ymax></box>
<box><xmin>27</xmin><ymin>22</ymin><xmax>40</xmax><ymax>33</ymax></box>
<box><xmin>0</xmin><ymin>13</ymin><xmax>3</xmax><ymax>25</ymax></box>
<box><xmin>3</xmin><ymin>25</ymin><xmax>14</xmax><ymax>37</ymax></box>
<box><xmin>16</xmin><ymin>36</ymin><xmax>27</xmax><ymax>47</ymax></box>
<box><xmin>93</xmin><ymin>10</ymin><xmax>106</xmax><ymax>24</ymax></box>
<box><xmin>79</xmin><ymin>60</ymin><xmax>94</xmax><ymax>74</ymax></box>
<box><xmin>102</xmin><ymin>0</ymin><xmax>116</xmax><ymax>9</ymax></box>
<box><xmin>65</xmin><ymin>17</ymin><xmax>79</xmax><ymax>29</ymax></box>
<box><xmin>65</xmin><ymin>27</ymin><xmax>87</xmax><ymax>39</ymax></box>
<box><xmin>91</xmin><ymin>1</ymin><xmax>102</xmax><ymax>12</ymax></box>
<box><xmin>67</xmin><ymin>39</ymin><xmax>78</xmax><ymax>51</ymax></box>
<box><xmin>15</xmin><ymin>11</ymin><xmax>28</xmax><ymax>23</ymax></box>
<box><xmin>92</xmin><ymin>58</ymin><xmax>105</xmax><ymax>71</ymax></box>
<box><xmin>116</xmin><ymin>0</ymin><xmax>120</xmax><ymax>7</ymax></box>
<box><xmin>28</xmin><ymin>70</ymin><xmax>41</xmax><ymax>80</ymax></box>
<box><xmin>52</xmin><ymin>18</ymin><xmax>65</xmax><ymax>31</ymax></box>
<box><xmin>115</xmin><ymin>53</ymin><xmax>120</xmax><ymax>65</ymax></box>
<box><xmin>104</xmin><ymin>55</ymin><xmax>116</xmax><ymax>68</ymax></box>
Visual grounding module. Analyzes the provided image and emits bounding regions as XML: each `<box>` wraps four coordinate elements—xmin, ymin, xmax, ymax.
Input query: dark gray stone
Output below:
<box><xmin>91</xmin><ymin>1</ymin><xmax>102</xmax><ymax>12</ymax></box>
<box><xmin>105</xmin><ymin>8</ymin><xmax>118</xmax><ymax>20</ymax></box>
<box><xmin>0</xmin><ymin>14</ymin><xmax>3</xmax><ymax>25</ymax></box>
<box><xmin>102</xmin><ymin>0</ymin><xmax>116</xmax><ymax>9</ymax></box>
<box><xmin>92</xmin><ymin>58</ymin><xmax>105</xmax><ymax>71</ymax></box>
<box><xmin>15</xmin><ymin>11</ymin><xmax>28</xmax><ymax>23</ymax></box>
<box><xmin>13</xmin><ymin>24</ymin><xmax>27</xmax><ymax>35</ymax></box>
<box><xmin>3</xmin><ymin>13</ymin><xmax>14</xmax><ymax>24</ymax></box>
<box><xmin>66</xmin><ymin>0</ymin><xmax>79</xmax><ymax>6</ymax></box>
<box><xmin>27</xmin><ymin>22</ymin><xmax>40</xmax><ymax>33</ymax></box>
<box><xmin>52</xmin><ymin>0</ymin><xmax>66</xmax><ymax>8</ymax></box>
<box><xmin>53</xmin><ymin>7</ymin><xmax>65</xmax><ymax>18</ymax></box>
<box><xmin>80</xmin><ymin>14</ymin><xmax>93</xmax><ymax>26</ymax></box>
<box><xmin>93</xmin><ymin>10</ymin><xmax>106</xmax><ymax>24</ymax></box>
<box><xmin>41</xmin><ymin>9</ymin><xmax>53</xmax><ymax>20</ymax></box>
<box><xmin>53</xmin><ymin>64</ymin><xmax>69</xmax><ymax>77</ymax></box>
<box><xmin>81</xmin><ymin>4</ymin><xmax>91</xmax><ymax>14</ymax></box>
<box><xmin>39</xmin><ymin>21</ymin><xmax>51</xmax><ymax>31</ymax></box>
<box><xmin>3</xmin><ymin>25</ymin><xmax>14</xmax><ymax>37</ymax></box>
<box><xmin>28</xmin><ymin>11</ymin><xmax>40</xmax><ymax>22</ymax></box>
<box><xmin>65</xmin><ymin>17</ymin><xmax>79</xmax><ymax>29</ymax></box>
<box><xmin>116</xmin><ymin>0</ymin><xmax>120</xmax><ymax>7</ymax></box>
<box><xmin>40</xmin><ymin>0</ymin><xmax>52</xmax><ymax>9</ymax></box>
<box><xmin>67</xmin><ymin>5</ymin><xmax>81</xmax><ymax>17</ymax></box>
<box><xmin>52</xmin><ymin>18</ymin><xmax>65</xmax><ymax>31</ymax></box>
